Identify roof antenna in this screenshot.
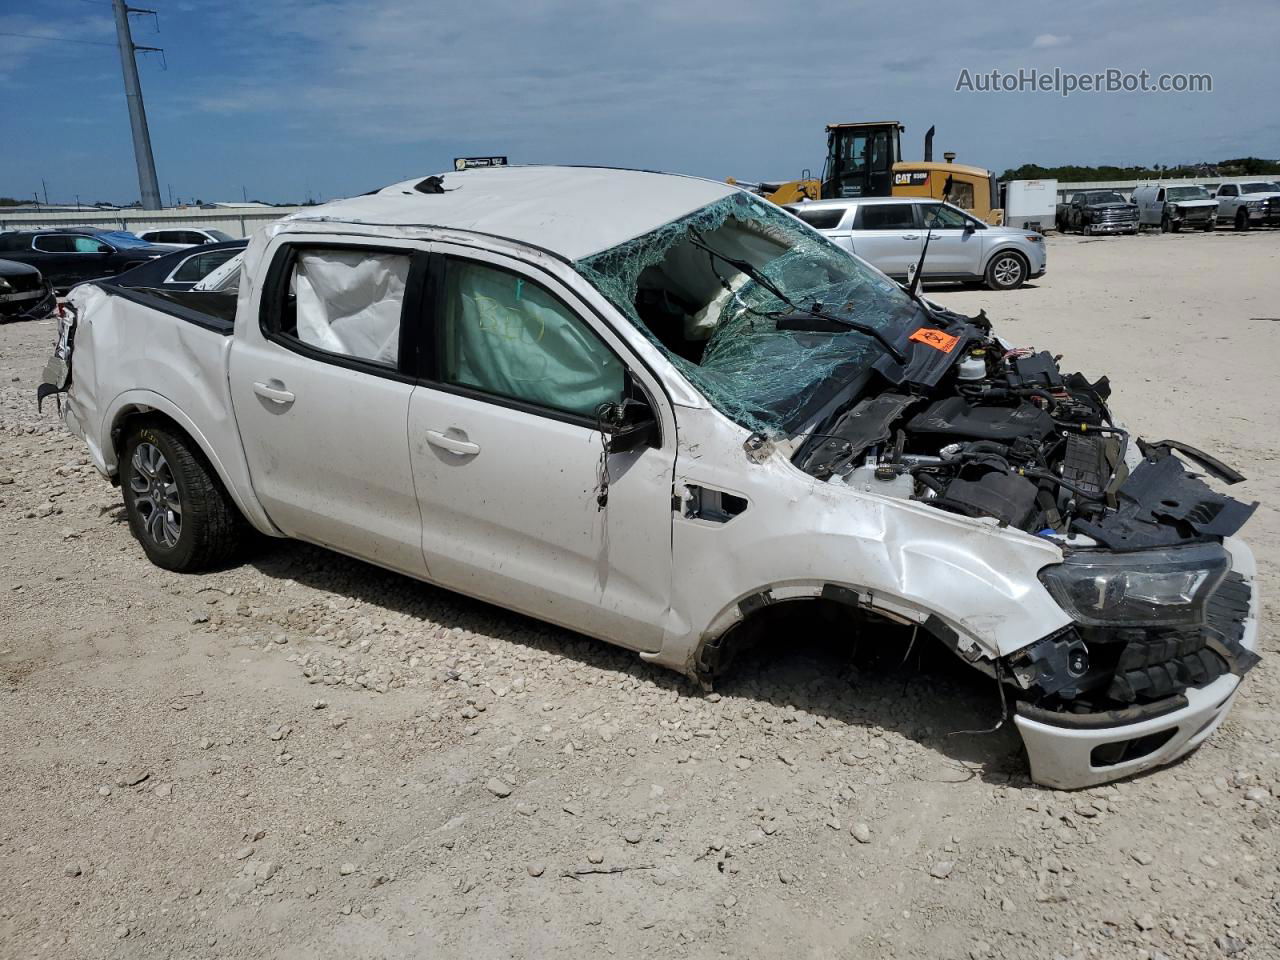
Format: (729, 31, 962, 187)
(413, 176, 450, 195)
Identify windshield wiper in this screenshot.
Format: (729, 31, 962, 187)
(687, 228, 906, 364)
(770, 308, 906, 363)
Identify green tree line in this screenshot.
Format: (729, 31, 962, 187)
(1000, 157, 1280, 181)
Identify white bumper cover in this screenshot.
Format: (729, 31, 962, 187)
(1015, 537, 1260, 790)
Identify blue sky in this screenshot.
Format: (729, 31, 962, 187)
(3, 0, 1278, 205)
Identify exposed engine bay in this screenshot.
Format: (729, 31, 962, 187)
(795, 332, 1251, 543)
(791, 312, 1260, 732)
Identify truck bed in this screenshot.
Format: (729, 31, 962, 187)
(49, 281, 245, 494)
(92, 283, 239, 334)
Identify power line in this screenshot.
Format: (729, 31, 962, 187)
(0, 30, 117, 47)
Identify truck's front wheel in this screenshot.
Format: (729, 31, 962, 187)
(121, 423, 249, 572)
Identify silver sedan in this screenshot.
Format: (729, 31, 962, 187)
(785, 197, 1046, 290)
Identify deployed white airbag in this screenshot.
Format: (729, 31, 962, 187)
(295, 251, 408, 364)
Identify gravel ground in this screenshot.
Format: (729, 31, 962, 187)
(1, 228, 1278, 959)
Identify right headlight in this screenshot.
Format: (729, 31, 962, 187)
(1039, 543, 1229, 627)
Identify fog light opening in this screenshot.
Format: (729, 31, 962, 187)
(1089, 727, 1178, 768)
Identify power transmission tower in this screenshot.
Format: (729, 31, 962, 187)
(111, 0, 163, 209)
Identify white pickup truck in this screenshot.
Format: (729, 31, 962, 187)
(40, 166, 1261, 789)
(1211, 181, 1280, 230)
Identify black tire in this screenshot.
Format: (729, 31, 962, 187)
(985, 250, 1028, 290)
(1082, 222, 1093, 236)
(1235, 208, 1249, 231)
(1201, 221, 1215, 232)
(121, 421, 250, 571)
(1160, 214, 1171, 233)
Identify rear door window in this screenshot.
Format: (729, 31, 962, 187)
(32, 235, 77, 253)
(856, 204, 917, 230)
(267, 248, 412, 368)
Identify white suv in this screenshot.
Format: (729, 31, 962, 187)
(135, 227, 236, 247)
(786, 197, 1045, 290)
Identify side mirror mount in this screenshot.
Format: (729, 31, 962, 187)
(599, 381, 658, 454)
(963, 221, 976, 236)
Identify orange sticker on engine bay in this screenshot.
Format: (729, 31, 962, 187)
(908, 327, 960, 352)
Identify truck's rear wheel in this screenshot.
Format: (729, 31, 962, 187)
(121, 423, 249, 571)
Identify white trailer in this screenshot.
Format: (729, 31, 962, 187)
(1001, 179, 1059, 232)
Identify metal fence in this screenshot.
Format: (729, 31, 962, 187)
(0, 207, 305, 239)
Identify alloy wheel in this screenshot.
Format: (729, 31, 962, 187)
(130, 442, 182, 548)
(992, 255, 1023, 287)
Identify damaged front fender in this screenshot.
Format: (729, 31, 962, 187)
(645, 406, 1073, 677)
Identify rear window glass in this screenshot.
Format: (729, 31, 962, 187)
(789, 206, 845, 230)
(172, 248, 240, 282)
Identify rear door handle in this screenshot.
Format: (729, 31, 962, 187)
(425, 429, 480, 456)
(253, 381, 295, 404)
(902, 233, 920, 239)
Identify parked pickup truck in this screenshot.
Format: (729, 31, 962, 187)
(1210, 181, 1280, 230)
(39, 166, 1261, 790)
(1055, 190, 1139, 235)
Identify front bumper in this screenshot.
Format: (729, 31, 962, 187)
(1014, 536, 1259, 789)
(0, 283, 55, 321)
(1086, 219, 1138, 234)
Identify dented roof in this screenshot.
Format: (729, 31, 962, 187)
(282, 165, 737, 262)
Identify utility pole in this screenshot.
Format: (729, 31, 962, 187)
(112, 0, 163, 209)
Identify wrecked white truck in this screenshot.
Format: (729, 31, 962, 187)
(39, 166, 1260, 789)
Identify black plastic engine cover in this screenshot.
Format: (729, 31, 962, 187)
(1008, 350, 1064, 391)
(906, 396, 1054, 441)
(937, 472, 1039, 527)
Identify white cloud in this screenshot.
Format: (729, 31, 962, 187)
(1031, 33, 1070, 48)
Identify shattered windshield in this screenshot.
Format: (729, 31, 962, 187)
(575, 192, 920, 434)
(1166, 186, 1209, 201)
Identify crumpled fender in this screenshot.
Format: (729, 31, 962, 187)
(644, 406, 1072, 676)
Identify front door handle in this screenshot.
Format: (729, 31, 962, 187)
(902, 233, 920, 239)
(253, 381, 295, 404)
(425, 429, 480, 456)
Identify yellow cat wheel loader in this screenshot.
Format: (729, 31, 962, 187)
(729, 121, 1003, 224)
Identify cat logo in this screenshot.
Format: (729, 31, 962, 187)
(894, 171, 931, 187)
